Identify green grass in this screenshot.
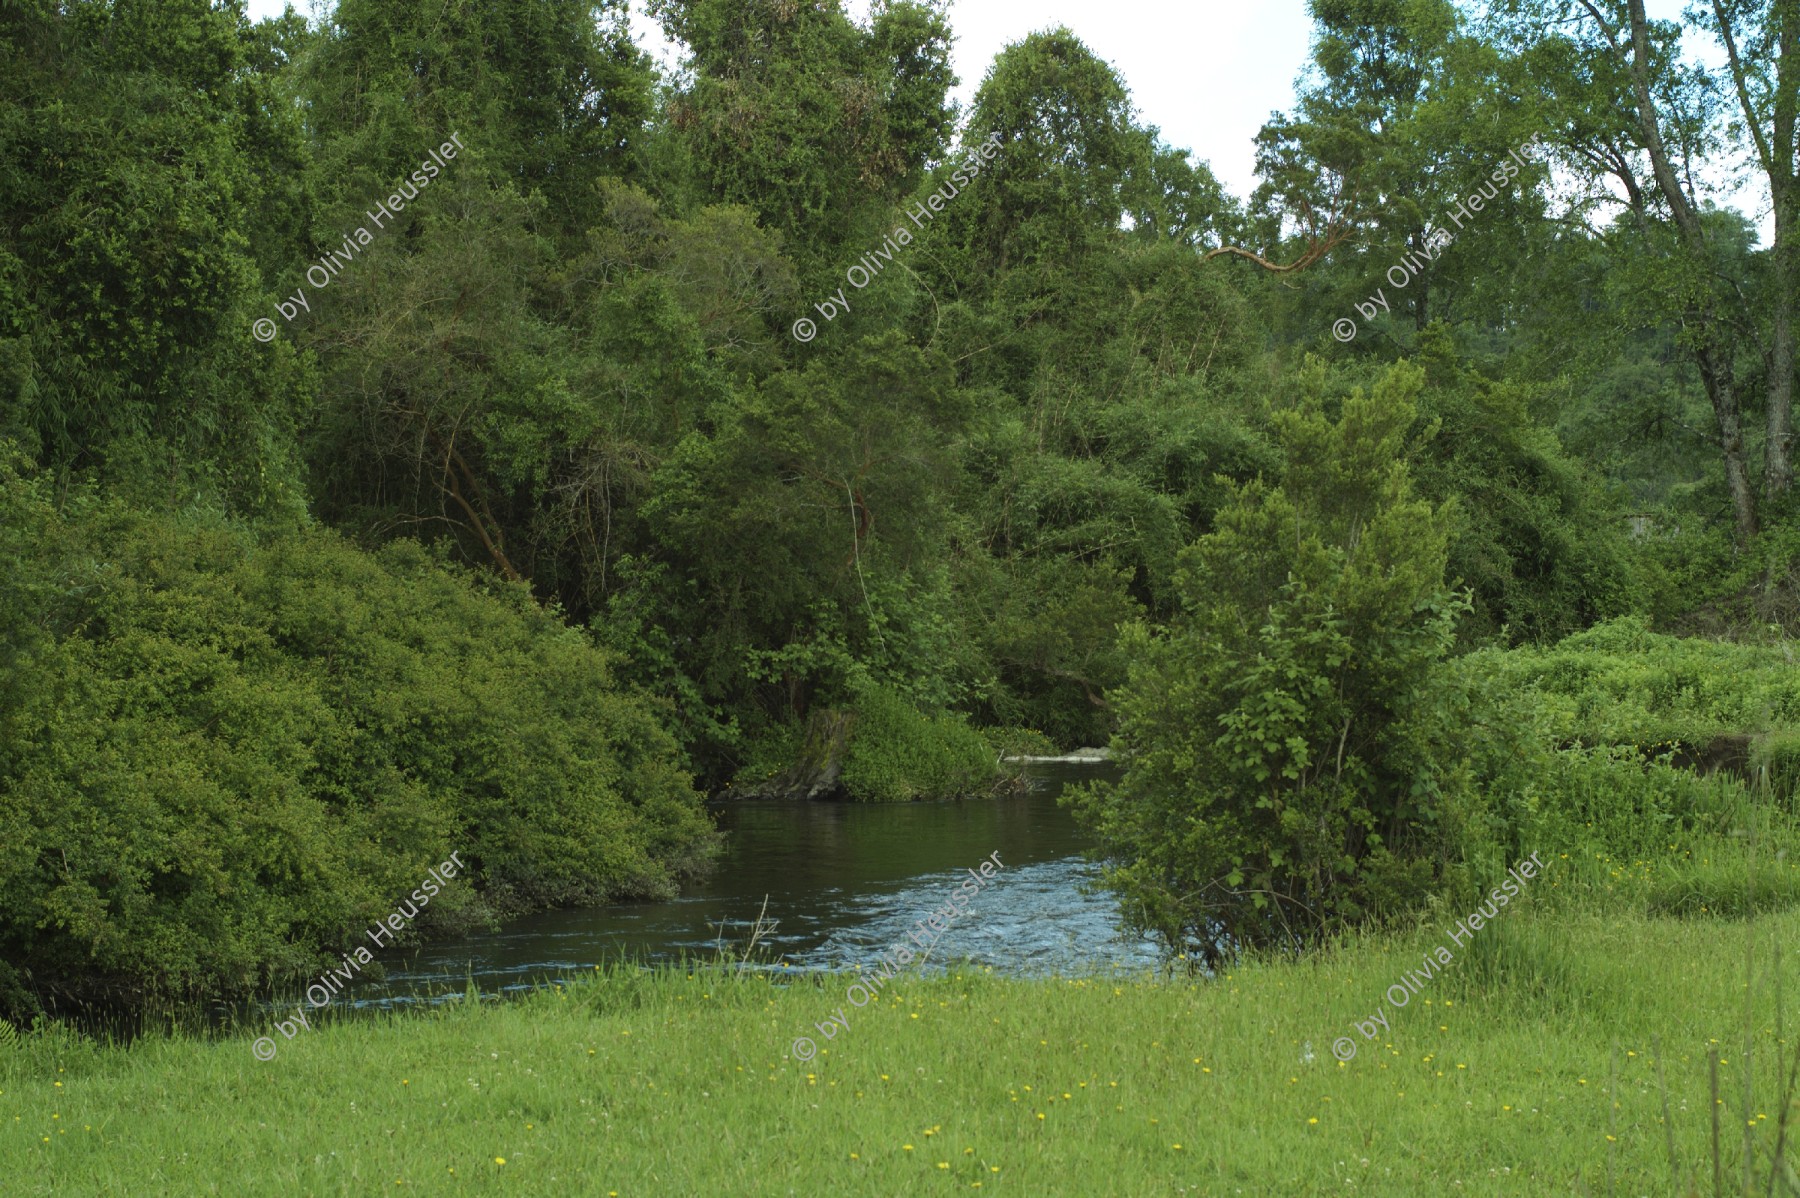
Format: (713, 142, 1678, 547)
(6, 896, 1800, 1196)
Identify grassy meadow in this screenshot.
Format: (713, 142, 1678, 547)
(4, 872, 1798, 1196)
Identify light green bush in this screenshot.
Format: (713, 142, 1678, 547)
(0, 457, 719, 1018)
(1071, 362, 1474, 957)
(1467, 616, 1800, 756)
(839, 681, 994, 802)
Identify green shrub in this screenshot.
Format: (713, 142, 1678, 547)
(0, 459, 719, 1017)
(727, 720, 805, 792)
(1530, 747, 1748, 856)
(1448, 622, 1800, 917)
(1071, 362, 1473, 958)
(839, 682, 994, 802)
(1468, 616, 1800, 753)
(976, 725, 1060, 759)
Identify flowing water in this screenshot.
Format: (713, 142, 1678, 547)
(348, 762, 1163, 1007)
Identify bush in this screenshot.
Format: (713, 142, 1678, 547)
(977, 726, 1060, 759)
(1461, 618, 1800, 815)
(1439, 632, 1800, 921)
(1469, 616, 1800, 750)
(0, 458, 719, 1017)
(839, 681, 995, 802)
(1069, 361, 1472, 960)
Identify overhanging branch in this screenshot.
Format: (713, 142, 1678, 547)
(1200, 187, 1356, 275)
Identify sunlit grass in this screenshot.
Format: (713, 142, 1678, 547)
(4, 900, 1798, 1196)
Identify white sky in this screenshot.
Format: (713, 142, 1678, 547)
(639, 0, 1319, 204)
(246, 0, 1768, 241)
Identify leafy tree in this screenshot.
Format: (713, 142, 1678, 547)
(1069, 360, 1469, 959)
(648, 0, 955, 278)
(0, 0, 313, 514)
(1255, 0, 1555, 348)
(1329, 324, 1647, 643)
(299, 0, 657, 232)
(1483, 0, 1797, 543)
(930, 27, 1152, 296)
(615, 331, 974, 779)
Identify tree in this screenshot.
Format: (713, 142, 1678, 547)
(1068, 360, 1468, 960)
(299, 0, 657, 233)
(1710, 0, 1800, 501)
(0, 0, 313, 514)
(613, 331, 973, 778)
(941, 27, 1147, 281)
(648, 0, 955, 278)
(1485, 0, 1794, 543)
(1255, 0, 1549, 342)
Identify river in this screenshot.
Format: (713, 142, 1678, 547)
(348, 762, 1163, 1007)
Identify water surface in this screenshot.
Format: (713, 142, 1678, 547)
(353, 763, 1162, 1006)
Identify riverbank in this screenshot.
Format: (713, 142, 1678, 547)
(6, 901, 1794, 1195)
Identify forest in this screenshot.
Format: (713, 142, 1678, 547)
(6, 0, 1800, 1191)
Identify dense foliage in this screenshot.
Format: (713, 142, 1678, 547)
(4, 0, 1799, 1008)
(0, 452, 716, 1015)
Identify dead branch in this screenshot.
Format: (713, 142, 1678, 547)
(1201, 187, 1356, 274)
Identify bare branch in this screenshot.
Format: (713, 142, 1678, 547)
(1202, 187, 1357, 274)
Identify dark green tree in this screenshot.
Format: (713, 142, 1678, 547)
(1069, 360, 1470, 959)
(299, 0, 657, 232)
(648, 0, 955, 277)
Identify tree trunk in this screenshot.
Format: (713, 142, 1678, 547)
(1765, 117, 1798, 497)
(1696, 340, 1761, 543)
(1709, 0, 1796, 499)
(1770, 201, 1796, 498)
(1727, 0, 1799, 499)
(1627, 0, 1760, 543)
(719, 708, 855, 801)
